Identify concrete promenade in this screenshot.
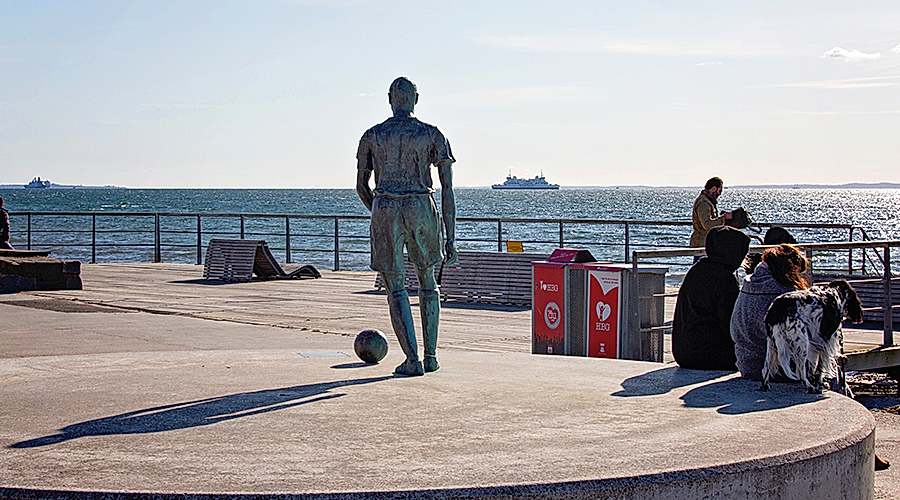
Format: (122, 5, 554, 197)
(0, 264, 894, 498)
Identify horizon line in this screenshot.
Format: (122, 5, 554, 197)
(3, 182, 900, 190)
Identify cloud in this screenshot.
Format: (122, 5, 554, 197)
(694, 61, 723, 66)
(765, 75, 900, 89)
(475, 34, 783, 57)
(892, 43, 900, 54)
(822, 46, 881, 61)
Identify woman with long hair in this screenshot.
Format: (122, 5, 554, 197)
(743, 226, 797, 274)
(730, 244, 809, 380)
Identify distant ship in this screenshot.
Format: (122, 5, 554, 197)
(491, 171, 560, 190)
(24, 177, 52, 189)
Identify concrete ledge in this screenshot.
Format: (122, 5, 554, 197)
(0, 350, 875, 499)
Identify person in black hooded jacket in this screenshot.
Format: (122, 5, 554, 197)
(672, 226, 750, 370)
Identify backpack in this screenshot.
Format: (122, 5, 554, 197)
(726, 207, 760, 233)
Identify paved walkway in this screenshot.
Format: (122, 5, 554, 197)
(0, 263, 895, 498)
(15, 263, 534, 354)
(6, 263, 887, 358)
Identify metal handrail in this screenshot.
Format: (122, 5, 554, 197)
(631, 240, 899, 348)
(634, 240, 900, 258)
(7, 210, 861, 271)
(857, 227, 889, 275)
(9, 211, 858, 228)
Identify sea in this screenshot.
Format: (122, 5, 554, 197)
(2, 187, 898, 276)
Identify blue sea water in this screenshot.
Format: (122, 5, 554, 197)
(2, 187, 898, 274)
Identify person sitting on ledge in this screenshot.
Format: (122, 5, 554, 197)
(0, 196, 12, 250)
(730, 241, 892, 472)
(743, 226, 797, 274)
(672, 226, 750, 371)
(730, 242, 808, 380)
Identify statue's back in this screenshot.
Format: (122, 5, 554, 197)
(358, 116, 453, 197)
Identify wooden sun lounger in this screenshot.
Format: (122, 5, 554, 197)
(203, 239, 321, 282)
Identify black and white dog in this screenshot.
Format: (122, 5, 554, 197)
(761, 280, 864, 395)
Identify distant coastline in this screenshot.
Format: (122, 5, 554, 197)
(731, 182, 900, 189)
(2, 182, 899, 190)
(0, 183, 125, 189)
(508, 182, 900, 190)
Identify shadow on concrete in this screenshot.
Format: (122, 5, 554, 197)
(9, 376, 392, 449)
(680, 379, 823, 415)
(351, 290, 529, 312)
(167, 278, 309, 285)
(331, 362, 372, 369)
(167, 278, 234, 285)
(439, 301, 530, 312)
(611, 366, 727, 397)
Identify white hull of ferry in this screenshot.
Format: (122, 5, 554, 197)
(491, 184, 560, 190)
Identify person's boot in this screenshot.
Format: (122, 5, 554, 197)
(419, 289, 440, 373)
(875, 453, 891, 471)
(387, 290, 424, 376)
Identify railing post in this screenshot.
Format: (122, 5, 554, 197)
(558, 221, 564, 248)
(26, 214, 32, 250)
(154, 213, 161, 263)
(630, 252, 641, 359)
(848, 227, 854, 274)
(285, 216, 292, 264)
(239, 215, 245, 239)
(624, 223, 631, 263)
(884, 245, 894, 346)
(497, 220, 502, 252)
(91, 214, 97, 264)
(862, 229, 867, 275)
(196, 215, 202, 265)
(333, 218, 340, 271)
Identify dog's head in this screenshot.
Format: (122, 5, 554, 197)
(829, 279, 864, 324)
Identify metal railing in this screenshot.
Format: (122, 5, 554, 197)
(631, 240, 900, 350)
(7, 211, 866, 274)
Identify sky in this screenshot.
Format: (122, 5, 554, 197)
(1, 0, 899, 188)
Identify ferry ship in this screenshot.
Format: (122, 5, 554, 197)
(491, 171, 560, 190)
(24, 177, 51, 189)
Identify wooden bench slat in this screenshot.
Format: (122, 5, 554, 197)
(372, 251, 546, 306)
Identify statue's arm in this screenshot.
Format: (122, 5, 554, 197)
(356, 169, 374, 212)
(437, 161, 458, 265)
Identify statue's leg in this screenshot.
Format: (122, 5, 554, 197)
(382, 272, 424, 377)
(415, 265, 440, 373)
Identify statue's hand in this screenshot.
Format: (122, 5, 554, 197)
(444, 239, 459, 267)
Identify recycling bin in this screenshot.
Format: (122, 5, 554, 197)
(532, 250, 667, 362)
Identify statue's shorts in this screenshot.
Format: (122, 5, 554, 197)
(370, 194, 443, 274)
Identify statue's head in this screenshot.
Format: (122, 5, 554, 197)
(389, 77, 418, 115)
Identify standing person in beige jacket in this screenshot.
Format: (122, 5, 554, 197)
(690, 177, 733, 254)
